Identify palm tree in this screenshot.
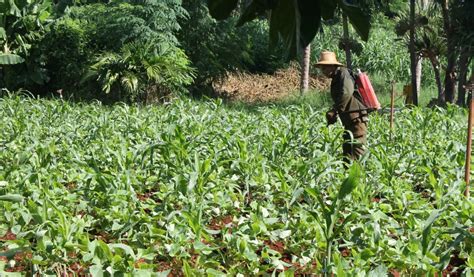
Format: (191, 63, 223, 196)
(396, 2, 446, 104)
(293, 0, 310, 94)
(415, 29, 446, 103)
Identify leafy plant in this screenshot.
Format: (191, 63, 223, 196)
(0, 0, 52, 88)
(83, 41, 194, 102)
(0, 96, 472, 275)
(40, 18, 89, 93)
(306, 164, 361, 275)
(178, 1, 288, 90)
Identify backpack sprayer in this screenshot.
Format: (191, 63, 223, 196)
(352, 69, 381, 112)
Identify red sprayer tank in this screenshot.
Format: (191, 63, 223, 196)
(355, 70, 381, 111)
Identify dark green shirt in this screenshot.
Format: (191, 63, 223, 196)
(330, 67, 368, 126)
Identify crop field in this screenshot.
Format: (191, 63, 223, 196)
(0, 96, 473, 276)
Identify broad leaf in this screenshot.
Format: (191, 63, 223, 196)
(298, 0, 321, 47)
(0, 53, 25, 65)
(208, 0, 239, 20)
(0, 194, 24, 202)
(237, 0, 269, 27)
(338, 0, 371, 41)
(319, 0, 337, 20)
(207, 0, 370, 57)
(109, 243, 136, 258)
(269, 0, 297, 56)
(337, 163, 360, 200)
(269, 0, 322, 56)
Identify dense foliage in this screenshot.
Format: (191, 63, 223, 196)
(1, 0, 471, 103)
(1, 0, 195, 102)
(178, 0, 287, 91)
(0, 96, 472, 275)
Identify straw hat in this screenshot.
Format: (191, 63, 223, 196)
(315, 51, 343, 66)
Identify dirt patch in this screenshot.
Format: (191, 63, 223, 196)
(213, 63, 329, 103)
(155, 258, 184, 277)
(441, 253, 466, 277)
(208, 215, 234, 231)
(0, 231, 16, 241)
(2, 251, 33, 273)
(389, 269, 401, 277)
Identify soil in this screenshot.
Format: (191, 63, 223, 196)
(339, 247, 351, 257)
(64, 182, 77, 190)
(264, 240, 286, 254)
(259, 240, 318, 275)
(212, 63, 330, 103)
(69, 262, 87, 276)
(155, 258, 184, 277)
(0, 230, 16, 241)
(389, 269, 401, 277)
(371, 197, 381, 203)
(440, 253, 466, 277)
(208, 215, 233, 231)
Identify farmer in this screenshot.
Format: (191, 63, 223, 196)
(315, 51, 369, 163)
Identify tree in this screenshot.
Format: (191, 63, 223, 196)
(438, 0, 456, 103)
(452, 0, 473, 106)
(207, 0, 371, 95)
(342, 15, 353, 70)
(415, 29, 446, 104)
(83, 41, 194, 103)
(207, 0, 371, 58)
(395, 1, 446, 104)
(409, 0, 419, 106)
(425, 0, 473, 105)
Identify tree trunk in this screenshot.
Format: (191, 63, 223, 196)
(441, 0, 457, 103)
(410, 0, 419, 106)
(342, 15, 352, 70)
(293, 0, 306, 95)
(416, 55, 422, 95)
(457, 47, 471, 107)
(300, 44, 310, 93)
(294, 0, 310, 94)
(428, 55, 444, 104)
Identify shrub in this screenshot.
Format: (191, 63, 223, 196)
(83, 40, 194, 103)
(41, 18, 89, 93)
(36, 0, 194, 102)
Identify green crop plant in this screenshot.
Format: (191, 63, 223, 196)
(0, 95, 472, 275)
(306, 164, 361, 275)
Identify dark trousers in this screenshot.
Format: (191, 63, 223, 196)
(342, 120, 367, 162)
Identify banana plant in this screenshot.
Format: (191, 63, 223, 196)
(0, 0, 51, 89)
(207, 0, 371, 58)
(0, 0, 51, 64)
